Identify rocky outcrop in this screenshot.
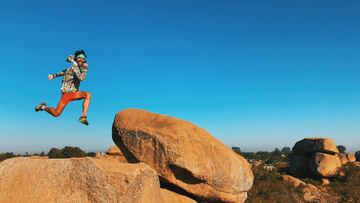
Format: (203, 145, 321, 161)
(281, 175, 340, 203)
(112, 108, 253, 203)
(309, 153, 342, 177)
(282, 175, 306, 187)
(347, 153, 356, 163)
(339, 153, 349, 165)
(0, 157, 163, 203)
(107, 145, 123, 156)
(290, 138, 343, 178)
(339, 153, 356, 165)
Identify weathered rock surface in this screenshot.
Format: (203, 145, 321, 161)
(347, 153, 356, 163)
(282, 175, 306, 187)
(309, 153, 342, 178)
(112, 108, 253, 203)
(339, 153, 349, 165)
(160, 189, 196, 203)
(281, 175, 340, 203)
(292, 138, 339, 155)
(107, 145, 124, 156)
(290, 138, 343, 178)
(0, 157, 163, 203)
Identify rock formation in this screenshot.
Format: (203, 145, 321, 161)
(339, 153, 356, 165)
(112, 108, 254, 203)
(290, 138, 343, 178)
(0, 157, 164, 203)
(107, 145, 123, 156)
(347, 153, 356, 163)
(339, 153, 349, 165)
(281, 175, 340, 203)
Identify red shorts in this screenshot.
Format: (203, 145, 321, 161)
(60, 92, 78, 105)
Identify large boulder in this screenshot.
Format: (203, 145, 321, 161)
(290, 138, 343, 178)
(0, 157, 163, 203)
(309, 153, 342, 178)
(112, 108, 253, 203)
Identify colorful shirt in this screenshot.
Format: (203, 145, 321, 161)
(52, 56, 88, 93)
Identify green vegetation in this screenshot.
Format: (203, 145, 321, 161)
(246, 165, 303, 203)
(0, 146, 96, 162)
(337, 145, 346, 153)
(48, 146, 88, 158)
(0, 152, 17, 162)
(232, 146, 291, 164)
(329, 164, 360, 202)
(356, 151, 360, 160)
(232, 146, 360, 202)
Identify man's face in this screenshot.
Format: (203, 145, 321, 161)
(76, 57, 85, 66)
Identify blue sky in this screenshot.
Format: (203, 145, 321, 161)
(0, 0, 359, 153)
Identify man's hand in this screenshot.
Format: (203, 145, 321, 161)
(82, 63, 88, 69)
(66, 55, 75, 63)
(48, 74, 54, 80)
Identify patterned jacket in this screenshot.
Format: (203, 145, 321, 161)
(52, 56, 88, 93)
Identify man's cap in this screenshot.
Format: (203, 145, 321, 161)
(76, 54, 86, 59)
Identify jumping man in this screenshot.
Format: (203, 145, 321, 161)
(35, 50, 91, 125)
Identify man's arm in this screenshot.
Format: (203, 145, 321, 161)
(49, 69, 67, 80)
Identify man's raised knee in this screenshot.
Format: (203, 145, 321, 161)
(86, 92, 91, 99)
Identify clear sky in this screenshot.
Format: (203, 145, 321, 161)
(0, 0, 359, 153)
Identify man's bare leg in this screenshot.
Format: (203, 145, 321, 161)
(81, 92, 91, 117)
(44, 100, 67, 117)
(71, 91, 91, 118)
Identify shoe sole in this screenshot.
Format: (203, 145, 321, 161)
(78, 120, 89, 126)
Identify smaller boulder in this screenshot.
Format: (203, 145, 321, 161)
(309, 153, 342, 178)
(347, 153, 356, 163)
(321, 178, 330, 186)
(281, 175, 306, 188)
(107, 145, 123, 156)
(339, 153, 349, 165)
(95, 152, 108, 158)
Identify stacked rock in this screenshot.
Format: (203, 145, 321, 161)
(289, 138, 342, 178)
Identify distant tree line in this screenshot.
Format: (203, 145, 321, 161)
(232, 144, 350, 164)
(48, 146, 96, 158)
(0, 146, 96, 162)
(232, 146, 292, 164)
(0, 152, 17, 162)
